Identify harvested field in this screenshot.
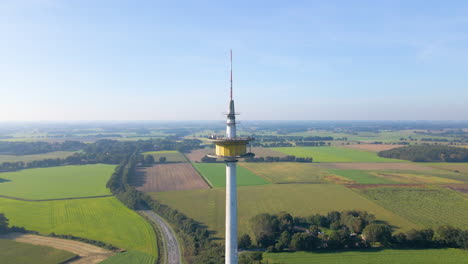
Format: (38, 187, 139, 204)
(131, 163, 209, 192)
(0, 233, 114, 264)
(426, 163, 468, 179)
(328, 170, 399, 184)
(142, 151, 187, 162)
(373, 172, 463, 184)
(316, 162, 431, 171)
(341, 144, 403, 152)
(185, 148, 212, 162)
(239, 162, 329, 183)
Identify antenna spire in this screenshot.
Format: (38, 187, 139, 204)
(230, 49, 233, 101)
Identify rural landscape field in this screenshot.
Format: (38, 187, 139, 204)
(3, 1, 468, 263)
(1, 121, 468, 264)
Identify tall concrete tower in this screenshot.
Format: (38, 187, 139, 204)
(209, 50, 254, 264)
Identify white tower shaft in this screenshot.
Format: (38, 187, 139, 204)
(225, 161, 237, 264)
(225, 49, 238, 264)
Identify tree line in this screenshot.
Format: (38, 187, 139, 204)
(105, 145, 224, 263)
(239, 211, 468, 255)
(200, 155, 313, 163)
(0, 141, 86, 155)
(378, 145, 468, 162)
(0, 138, 202, 172)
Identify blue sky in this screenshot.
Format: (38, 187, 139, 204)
(1, 0, 467, 121)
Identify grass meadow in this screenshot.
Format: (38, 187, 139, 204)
(239, 162, 329, 183)
(99, 250, 157, 264)
(142, 151, 187, 162)
(0, 197, 158, 257)
(272, 147, 405, 162)
(0, 151, 77, 163)
(264, 248, 468, 264)
(0, 239, 76, 264)
(0, 164, 115, 200)
(192, 163, 270, 187)
(152, 184, 417, 239)
(357, 187, 468, 229)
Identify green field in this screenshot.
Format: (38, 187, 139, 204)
(424, 163, 468, 182)
(264, 248, 468, 264)
(100, 250, 156, 264)
(287, 130, 456, 143)
(273, 147, 406, 163)
(0, 239, 76, 264)
(0, 197, 158, 257)
(0, 164, 115, 200)
(142, 151, 187, 162)
(240, 162, 329, 183)
(328, 169, 400, 184)
(192, 163, 270, 187)
(357, 187, 468, 229)
(153, 184, 417, 239)
(0, 151, 77, 163)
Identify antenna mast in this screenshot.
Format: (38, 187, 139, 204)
(230, 49, 233, 101)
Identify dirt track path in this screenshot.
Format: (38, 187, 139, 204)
(0, 233, 115, 264)
(139, 210, 181, 264)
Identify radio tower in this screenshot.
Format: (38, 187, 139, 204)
(209, 50, 254, 264)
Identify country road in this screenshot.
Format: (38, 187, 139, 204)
(139, 210, 181, 264)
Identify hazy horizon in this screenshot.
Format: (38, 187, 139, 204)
(2, 0, 468, 121)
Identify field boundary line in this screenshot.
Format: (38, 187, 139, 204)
(187, 160, 214, 188)
(0, 194, 114, 202)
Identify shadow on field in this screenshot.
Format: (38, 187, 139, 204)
(0, 178, 10, 183)
(129, 169, 147, 187)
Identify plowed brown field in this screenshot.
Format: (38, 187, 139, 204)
(131, 164, 209, 192)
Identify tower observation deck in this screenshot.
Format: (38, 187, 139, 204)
(207, 50, 254, 264)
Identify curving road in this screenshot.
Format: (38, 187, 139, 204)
(139, 210, 181, 264)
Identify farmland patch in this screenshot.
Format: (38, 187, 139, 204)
(192, 163, 270, 187)
(0, 164, 115, 200)
(0, 197, 158, 257)
(0, 239, 76, 264)
(316, 162, 431, 171)
(341, 144, 403, 152)
(273, 147, 406, 163)
(328, 169, 399, 184)
(0, 151, 77, 163)
(239, 162, 329, 183)
(264, 248, 468, 264)
(153, 184, 417, 239)
(142, 151, 187, 163)
(130, 163, 209, 192)
(357, 187, 468, 229)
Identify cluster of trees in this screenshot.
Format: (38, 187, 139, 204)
(0, 141, 86, 155)
(245, 155, 312, 163)
(0, 138, 200, 172)
(378, 145, 468, 162)
(106, 148, 224, 263)
(241, 211, 468, 253)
